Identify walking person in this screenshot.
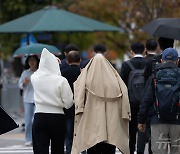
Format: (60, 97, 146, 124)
(60, 44, 79, 71)
(72, 44, 131, 154)
(138, 48, 180, 154)
(61, 50, 81, 154)
(144, 39, 158, 62)
(60, 43, 89, 70)
(120, 42, 147, 154)
(144, 37, 174, 83)
(31, 48, 74, 154)
(18, 55, 39, 146)
(137, 39, 158, 154)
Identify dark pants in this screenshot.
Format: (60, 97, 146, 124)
(65, 116, 74, 154)
(137, 118, 152, 154)
(137, 131, 146, 153)
(32, 113, 65, 154)
(87, 142, 116, 154)
(129, 106, 139, 154)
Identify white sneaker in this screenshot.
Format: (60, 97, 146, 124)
(25, 141, 32, 146)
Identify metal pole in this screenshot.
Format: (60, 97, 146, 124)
(0, 58, 3, 105)
(26, 33, 30, 45)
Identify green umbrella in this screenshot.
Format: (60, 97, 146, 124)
(13, 43, 61, 57)
(0, 6, 123, 33)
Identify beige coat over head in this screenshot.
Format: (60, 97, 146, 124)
(71, 54, 131, 154)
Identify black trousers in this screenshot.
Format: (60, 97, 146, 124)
(129, 106, 139, 154)
(137, 118, 153, 154)
(87, 142, 116, 154)
(32, 113, 65, 154)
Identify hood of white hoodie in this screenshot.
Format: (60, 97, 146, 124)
(31, 48, 74, 114)
(35, 48, 61, 76)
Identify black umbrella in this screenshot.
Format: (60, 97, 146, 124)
(0, 106, 19, 135)
(141, 18, 180, 40)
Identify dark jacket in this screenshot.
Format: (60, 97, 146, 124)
(120, 57, 147, 107)
(138, 62, 180, 125)
(144, 54, 161, 84)
(120, 57, 147, 86)
(144, 54, 157, 63)
(60, 58, 90, 70)
(144, 55, 180, 84)
(61, 64, 81, 117)
(60, 59, 69, 71)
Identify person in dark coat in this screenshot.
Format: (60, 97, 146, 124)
(144, 39, 158, 62)
(137, 38, 158, 154)
(120, 42, 147, 154)
(61, 51, 81, 154)
(144, 37, 174, 84)
(60, 43, 89, 70)
(60, 44, 79, 71)
(138, 48, 180, 154)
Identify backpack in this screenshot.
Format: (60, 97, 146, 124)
(154, 65, 180, 121)
(127, 61, 145, 105)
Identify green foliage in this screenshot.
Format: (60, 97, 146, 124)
(0, 0, 180, 59)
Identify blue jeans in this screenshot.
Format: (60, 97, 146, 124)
(24, 102, 35, 142)
(65, 117, 74, 154)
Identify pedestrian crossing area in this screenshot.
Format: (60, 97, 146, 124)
(0, 145, 122, 154)
(0, 145, 33, 153)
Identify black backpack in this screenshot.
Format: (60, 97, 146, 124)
(154, 65, 180, 121)
(127, 61, 145, 105)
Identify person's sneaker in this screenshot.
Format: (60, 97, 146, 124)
(25, 141, 32, 146)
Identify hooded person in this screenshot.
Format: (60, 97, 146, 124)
(31, 48, 74, 154)
(71, 53, 131, 154)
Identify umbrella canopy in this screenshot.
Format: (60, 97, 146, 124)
(13, 43, 61, 57)
(0, 6, 122, 33)
(141, 18, 180, 40)
(0, 106, 19, 135)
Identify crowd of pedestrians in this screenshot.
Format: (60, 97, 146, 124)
(16, 37, 180, 154)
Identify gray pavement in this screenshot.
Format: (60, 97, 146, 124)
(0, 116, 33, 154)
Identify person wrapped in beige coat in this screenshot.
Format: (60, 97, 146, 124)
(71, 44, 131, 154)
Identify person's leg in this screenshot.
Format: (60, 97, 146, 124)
(101, 143, 116, 154)
(137, 130, 146, 154)
(65, 116, 74, 154)
(24, 102, 35, 144)
(169, 124, 180, 154)
(87, 143, 101, 154)
(148, 139, 153, 154)
(50, 114, 65, 154)
(137, 118, 152, 153)
(129, 106, 139, 154)
(146, 119, 153, 154)
(87, 142, 115, 154)
(32, 113, 50, 154)
(151, 124, 169, 154)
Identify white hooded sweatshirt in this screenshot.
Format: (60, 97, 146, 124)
(31, 48, 74, 114)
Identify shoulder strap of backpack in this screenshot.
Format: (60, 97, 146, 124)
(126, 60, 135, 71)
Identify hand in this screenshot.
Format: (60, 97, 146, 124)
(56, 57, 61, 64)
(23, 78, 30, 87)
(138, 123, 146, 132)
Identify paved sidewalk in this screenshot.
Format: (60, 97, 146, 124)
(0, 115, 149, 154)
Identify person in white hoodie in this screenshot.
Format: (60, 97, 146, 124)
(31, 48, 74, 154)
